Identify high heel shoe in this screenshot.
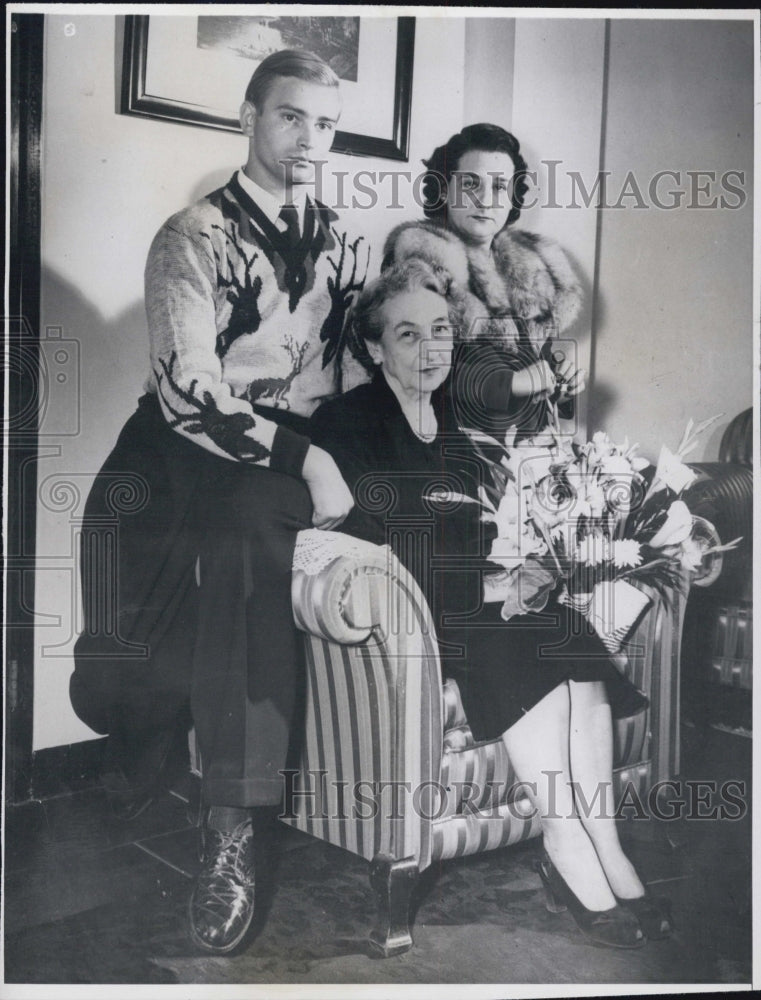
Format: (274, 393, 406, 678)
(534, 852, 645, 949)
(615, 891, 673, 940)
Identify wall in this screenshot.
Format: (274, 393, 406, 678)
(33, 12, 490, 749)
(511, 18, 608, 440)
(463, 18, 515, 131)
(590, 19, 754, 462)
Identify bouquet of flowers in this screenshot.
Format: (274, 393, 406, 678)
(458, 415, 739, 654)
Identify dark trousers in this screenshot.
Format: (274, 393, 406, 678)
(71, 395, 312, 807)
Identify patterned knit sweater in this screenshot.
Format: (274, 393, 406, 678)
(144, 173, 370, 477)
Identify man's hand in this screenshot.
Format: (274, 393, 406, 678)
(302, 445, 354, 530)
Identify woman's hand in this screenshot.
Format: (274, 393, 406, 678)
(512, 359, 556, 398)
(554, 356, 587, 400)
(302, 445, 354, 530)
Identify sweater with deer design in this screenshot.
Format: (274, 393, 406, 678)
(144, 173, 370, 477)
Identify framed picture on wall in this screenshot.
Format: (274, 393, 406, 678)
(120, 14, 415, 160)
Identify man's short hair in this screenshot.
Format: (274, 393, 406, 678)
(245, 49, 340, 109)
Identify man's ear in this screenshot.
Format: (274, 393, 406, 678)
(239, 100, 257, 137)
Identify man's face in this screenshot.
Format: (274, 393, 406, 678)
(241, 76, 341, 195)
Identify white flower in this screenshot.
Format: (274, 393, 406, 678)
(564, 481, 606, 521)
(528, 489, 567, 530)
(599, 454, 634, 478)
(489, 536, 527, 569)
(678, 537, 705, 573)
(584, 483, 607, 518)
(515, 447, 555, 487)
(651, 445, 697, 495)
(587, 431, 624, 467)
(613, 539, 642, 568)
(521, 530, 549, 559)
(493, 491, 522, 537)
(575, 534, 611, 565)
(675, 414, 723, 460)
(649, 500, 693, 548)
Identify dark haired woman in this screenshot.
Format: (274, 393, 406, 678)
(383, 123, 586, 441)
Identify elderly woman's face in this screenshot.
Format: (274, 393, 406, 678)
(446, 148, 515, 247)
(368, 287, 454, 399)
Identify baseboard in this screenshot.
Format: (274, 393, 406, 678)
(29, 737, 107, 800)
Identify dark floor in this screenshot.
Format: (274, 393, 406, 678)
(3, 723, 752, 989)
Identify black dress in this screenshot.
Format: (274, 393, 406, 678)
(310, 373, 647, 740)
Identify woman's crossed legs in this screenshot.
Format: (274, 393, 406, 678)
(502, 679, 645, 911)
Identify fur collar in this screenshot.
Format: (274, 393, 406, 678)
(383, 220, 582, 346)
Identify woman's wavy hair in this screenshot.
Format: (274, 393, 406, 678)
(421, 123, 530, 229)
(349, 260, 459, 374)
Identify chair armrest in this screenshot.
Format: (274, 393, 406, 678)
(288, 528, 446, 866)
(626, 562, 693, 784)
(291, 529, 394, 643)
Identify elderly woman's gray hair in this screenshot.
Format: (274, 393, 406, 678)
(349, 260, 464, 372)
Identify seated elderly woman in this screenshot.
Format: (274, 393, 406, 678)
(310, 260, 673, 949)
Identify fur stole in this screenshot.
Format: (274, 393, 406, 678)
(382, 220, 582, 348)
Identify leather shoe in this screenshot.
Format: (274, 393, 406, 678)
(616, 890, 674, 940)
(534, 852, 645, 949)
(188, 818, 256, 953)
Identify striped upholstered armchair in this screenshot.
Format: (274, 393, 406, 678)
(277, 528, 690, 956)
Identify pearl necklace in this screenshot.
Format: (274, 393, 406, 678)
(404, 402, 437, 443)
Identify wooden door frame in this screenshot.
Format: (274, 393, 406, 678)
(7, 13, 44, 804)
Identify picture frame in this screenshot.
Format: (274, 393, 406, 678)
(120, 14, 415, 160)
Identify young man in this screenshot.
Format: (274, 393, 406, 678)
(71, 50, 369, 954)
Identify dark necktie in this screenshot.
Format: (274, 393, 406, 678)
(277, 203, 301, 248)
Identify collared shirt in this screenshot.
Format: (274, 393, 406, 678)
(236, 168, 306, 234)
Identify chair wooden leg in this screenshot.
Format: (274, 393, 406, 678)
(368, 854, 419, 957)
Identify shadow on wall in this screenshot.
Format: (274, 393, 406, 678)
(558, 241, 605, 438)
(585, 381, 620, 438)
(32, 270, 156, 749)
(583, 280, 733, 459)
(39, 268, 148, 469)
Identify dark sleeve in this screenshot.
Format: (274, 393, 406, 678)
(449, 340, 519, 437)
(557, 395, 575, 421)
(309, 401, 387, 547)
(270, 425, 311, 478)
(453, 337, 579, 442)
